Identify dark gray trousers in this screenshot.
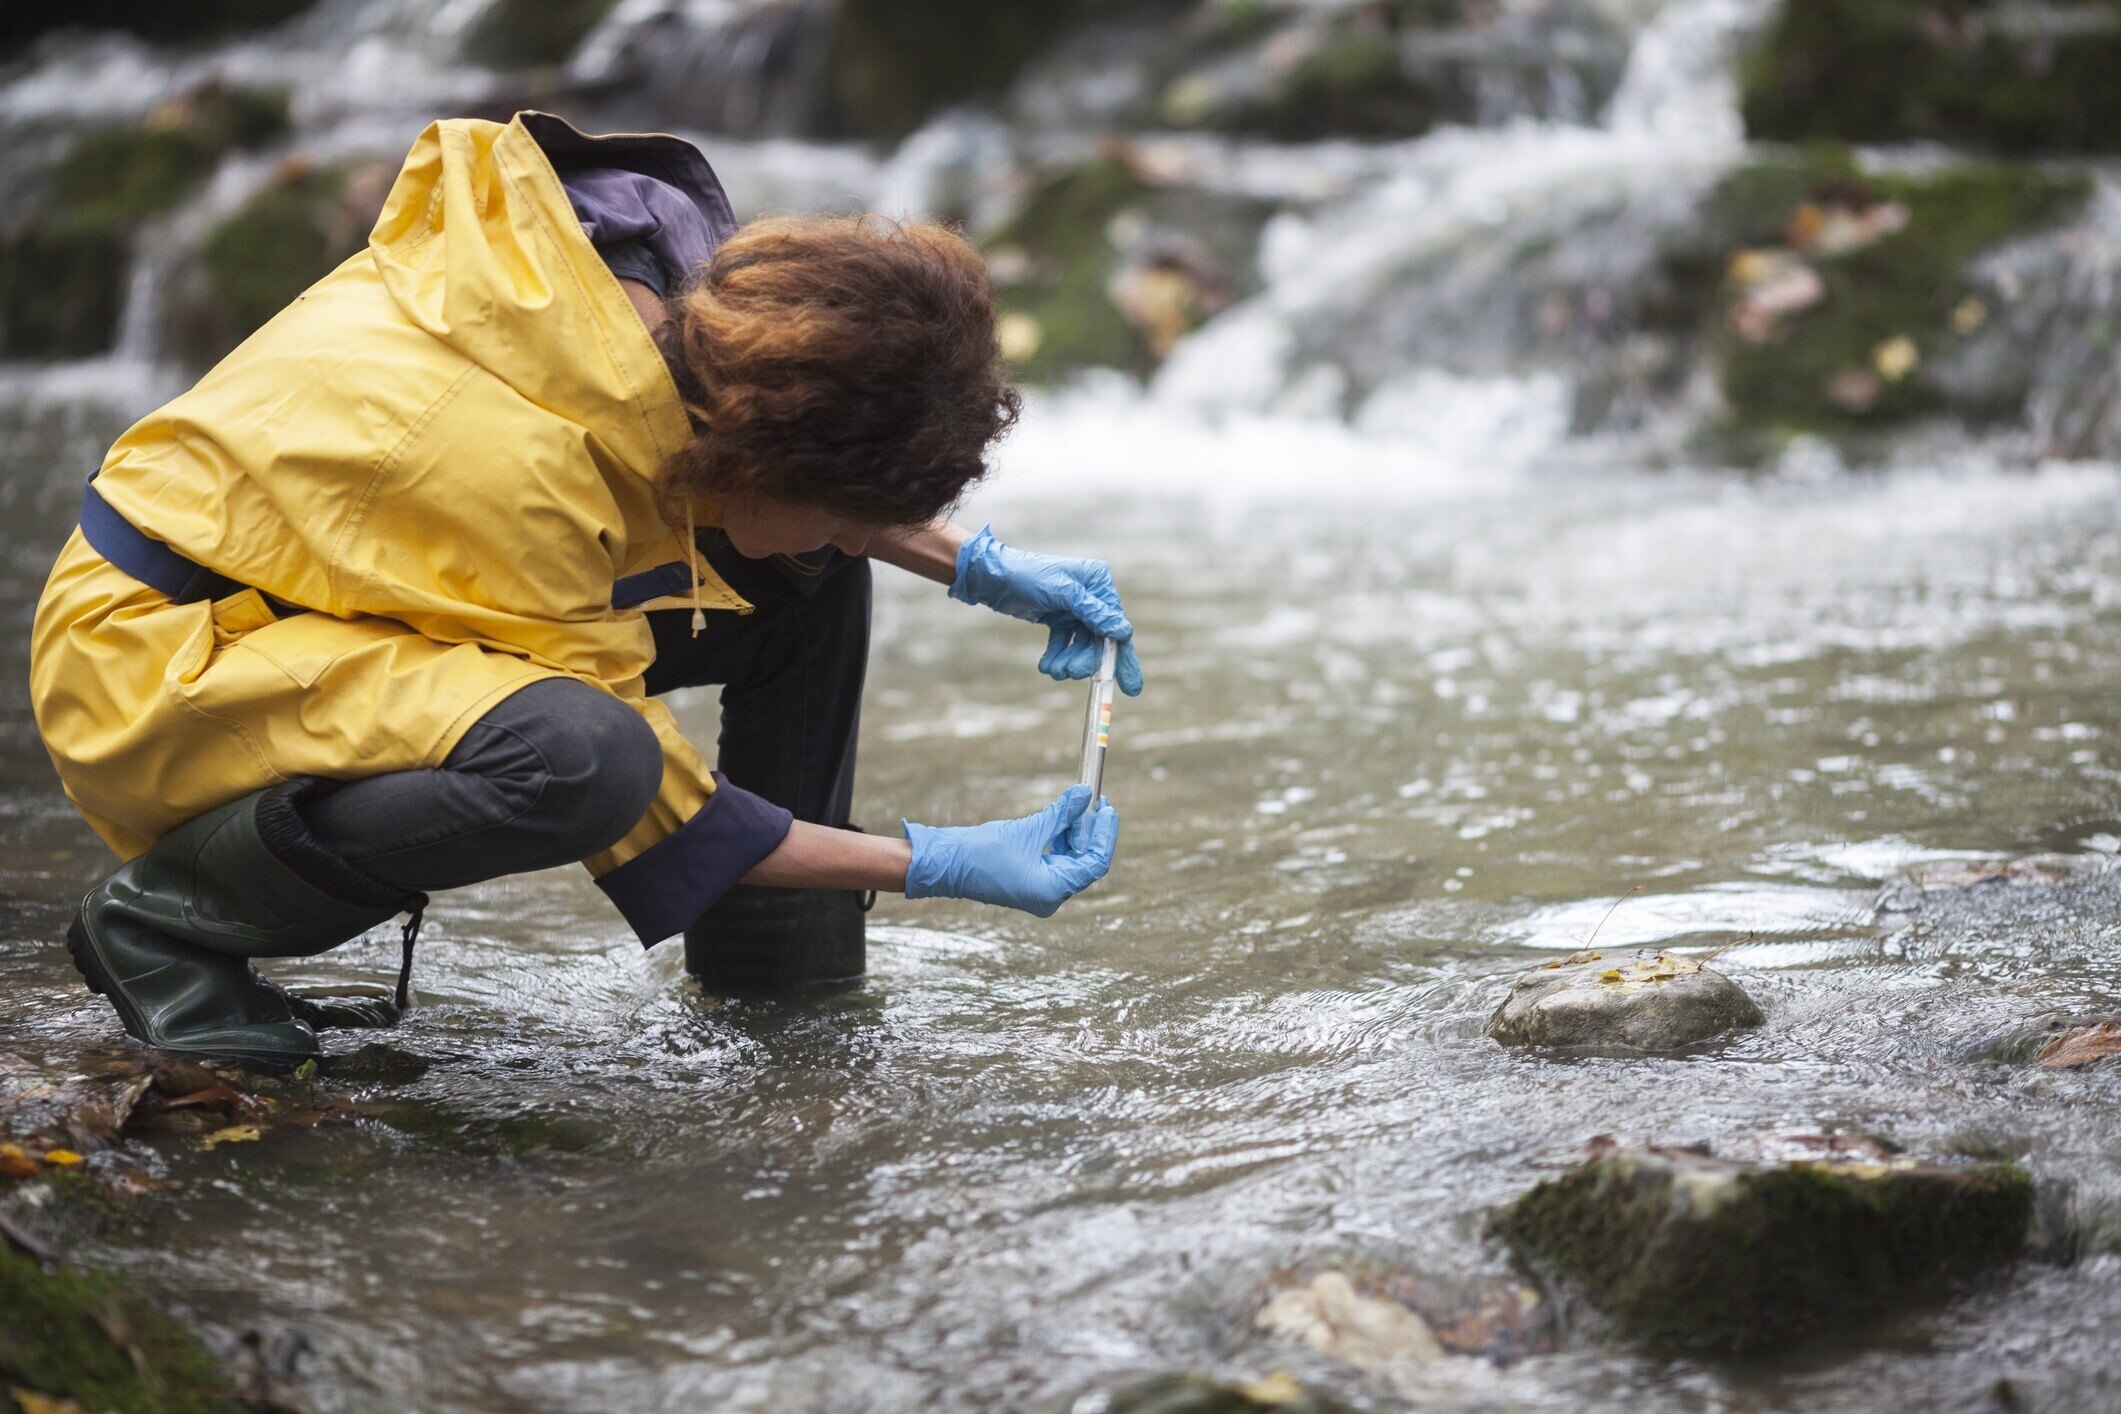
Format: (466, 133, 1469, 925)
(298, 537, 871, 895)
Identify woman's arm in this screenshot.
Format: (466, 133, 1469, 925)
(741, 820, 913, 891)
(867, 518, 969, 585)
(737, 789, 1120, 916)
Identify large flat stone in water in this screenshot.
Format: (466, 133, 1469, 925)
(1487, 949, 1762, 1052)
(1491, 1139, 2032, 1352)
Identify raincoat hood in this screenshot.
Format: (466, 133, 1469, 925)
(367, 111, 733, 484)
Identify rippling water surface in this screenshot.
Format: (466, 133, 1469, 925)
(6, 386, 2121, 1410)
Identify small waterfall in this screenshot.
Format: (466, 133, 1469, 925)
(1140, 0, 1770, 453)
(1604, 0, 1766, 142)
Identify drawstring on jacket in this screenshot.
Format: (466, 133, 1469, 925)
(683, 501, 705, 636)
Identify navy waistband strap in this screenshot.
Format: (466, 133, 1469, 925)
(612, 560, 693, 610)
(79, 475, 289, 612)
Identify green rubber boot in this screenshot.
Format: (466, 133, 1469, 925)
(66, 779, 422, 1072)
(683, 885, 866, 995)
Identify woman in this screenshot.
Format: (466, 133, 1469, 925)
(28, 111, 1143, 1071)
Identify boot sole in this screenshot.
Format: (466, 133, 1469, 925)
(66, 913, 310, 1076)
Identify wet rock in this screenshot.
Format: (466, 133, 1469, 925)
(316, 1043, 431, 1086)
(1148, 0, 1626, 140)
(1490, 1138, 2033, 1352)
(1906, 853, 2111, 890)
(1087, 1372, 1348, 1413)
(7, 0, 318, 54)
(1741, 0, 2121, 154)
(459, 0, 620, 68)
(829, 0, 1113, 141)
(147, 1059, 230, 1100)
(0, 83, 290, 359)
(1487, 949, 1762, 1052)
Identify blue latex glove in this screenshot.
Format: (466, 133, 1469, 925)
(949, 526, 1145, 696)
(904, 785, 1120, 917)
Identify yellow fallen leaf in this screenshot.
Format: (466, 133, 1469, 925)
(41, 1149, 84, 1168)
(996, 311, 1043, 362)
(200, 1125, 263, 1150)
(0, 1143, 39, 1179)
(1599, 969, 1624, 984)
(1239, 1371, 1309, 1405)
(1872, 335, 1919, 382)
(12, 1387, 87, 1414)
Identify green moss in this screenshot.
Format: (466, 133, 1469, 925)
(460, 0, 622, 68)
(1657, 149, 2089, 436)
(1492, 1152, 2033, 1351)
(0, 1243, 234, 1412)
(985, 157, 1154, 381)
(1198, 0, 1280, 50)
(197, 165, 355, 345)
(1742, 0, 2121, 153)
(0, 87, 291, 358)
(984, 152, 1275, 382)
(1159, 10, 1439, 141)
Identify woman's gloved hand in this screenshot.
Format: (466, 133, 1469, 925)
(903, 785, 1120, 917)
(949, 526, 1145, 696)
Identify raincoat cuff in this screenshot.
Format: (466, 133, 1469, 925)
(596, 776, 793, 946)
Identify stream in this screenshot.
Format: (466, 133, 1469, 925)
(7, 1, 2121, 1410)
(7, 376, 2121, 1410)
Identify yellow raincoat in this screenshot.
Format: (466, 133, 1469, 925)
(30, 111, 772, 944)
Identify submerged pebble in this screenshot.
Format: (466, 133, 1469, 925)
(1255, 1270, 1445, 1373)
(1490, 1138, 2032, 1352)
(1486, 949, 1763, 1052)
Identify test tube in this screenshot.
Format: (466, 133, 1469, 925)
(1077, 637, 1118, 799)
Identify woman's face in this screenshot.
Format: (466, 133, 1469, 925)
(718, 493, 877, 559)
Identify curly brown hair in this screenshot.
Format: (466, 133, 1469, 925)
(652, 214, 1022, 528)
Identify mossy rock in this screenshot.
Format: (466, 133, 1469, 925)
(1491, 1145, 2032, 1352)
(162, 157, 382, 371)
(1488, 949, 1763, 1052)
(374, 1101, 605, 1157)
(1656, 147, 2089, 437)
(829, 0, 1120, 140)
(982, 153, 1273, 382)
(0, 86, 291, 359)
(1156, 8, 1440, 140)
(200, 166, 353, 338)
(459, 0, 622, 69)
(6, 0, 318, 55)
(1273, 30, 1438, 140)
(1741, 0, 2121, 154)
(0, 1243, 235, 1412)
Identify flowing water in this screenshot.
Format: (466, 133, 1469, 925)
(8, 2, 2121, 1410)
